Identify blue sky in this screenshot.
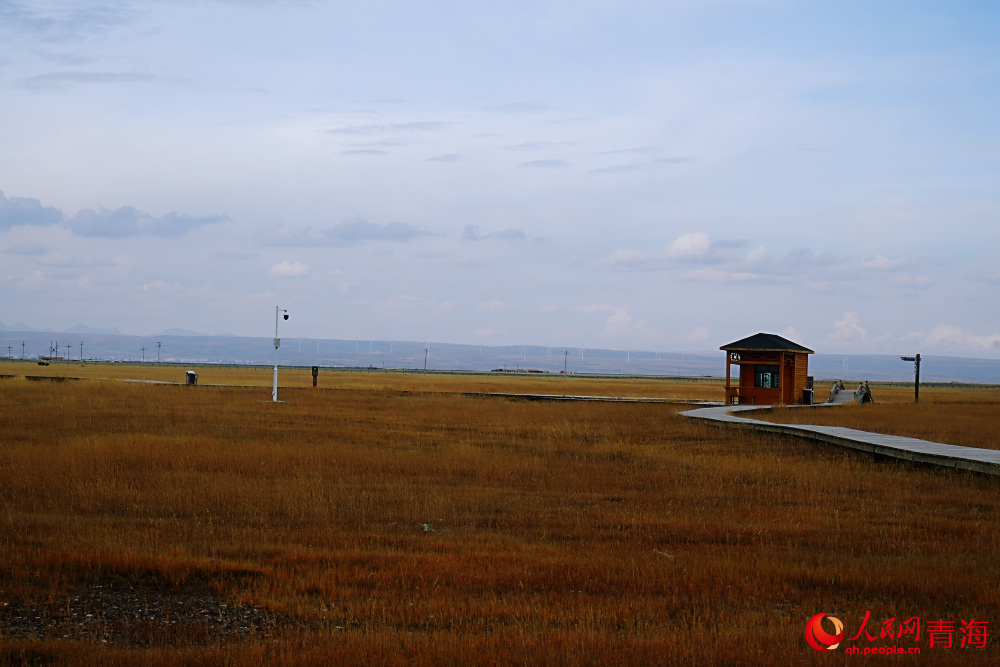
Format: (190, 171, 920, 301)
(1, 0, 999, 356)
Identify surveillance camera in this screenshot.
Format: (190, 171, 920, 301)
(283, 313, 289, 320)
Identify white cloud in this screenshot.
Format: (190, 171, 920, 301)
(598, 249, 658, 270)
(214, 246, 259, 260)
(859, 254, 912, 271)
(781, 326, 804, 342)
(3, 242, 47, 256)
(570, 303, 614, 313)
(375, 295, 457, 312)
(890, 275, 933, 289)
(259, 219, 435, 247)
(462, 225, 528, 242)
(664, 233, 712, 261)
(269, 261, 310, 278)
(598, 234, 839, 281)
(382, 295, 435, 308)
(477, 299, 509, 312)
(829, 312, 868, 342)
(603, 307, 633, 335)
(925, 324, 1000, 351)
(684, 327, 711, 343)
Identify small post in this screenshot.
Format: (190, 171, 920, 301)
(312, 365, 318, 387)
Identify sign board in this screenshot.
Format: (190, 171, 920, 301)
(274, 338, 280, 349)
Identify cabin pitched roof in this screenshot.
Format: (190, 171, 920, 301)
(720, 333, 814, 354)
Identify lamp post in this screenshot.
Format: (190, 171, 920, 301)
(273, 307, 288, 401)
(900, 354, 921, 403)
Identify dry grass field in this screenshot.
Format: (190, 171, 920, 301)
(1, 360, 722, 398)
(1, 367, 999, 665)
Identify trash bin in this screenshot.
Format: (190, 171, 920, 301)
(802, 388, 813, 405)
(185, 371, 198, 385)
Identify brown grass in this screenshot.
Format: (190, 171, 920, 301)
(1, 371, 998, 665)
(761, 384, 1000, 450)
(1, 359, 722, 398)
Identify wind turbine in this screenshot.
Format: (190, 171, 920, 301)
(423, 342, 429, 371)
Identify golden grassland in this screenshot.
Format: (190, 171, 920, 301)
(0, 359, 722, 398)
(760, 385, 1000, 450)
(1, 371, 999, 665)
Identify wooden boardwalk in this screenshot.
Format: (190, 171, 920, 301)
(681, 403, 1000, 476)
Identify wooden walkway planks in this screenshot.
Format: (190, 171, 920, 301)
(681, 404, 1000, 476)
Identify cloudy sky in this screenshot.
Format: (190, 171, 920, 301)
(2, 0, 999, 356)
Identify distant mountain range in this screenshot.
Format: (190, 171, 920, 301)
(1, 327, 999, 383)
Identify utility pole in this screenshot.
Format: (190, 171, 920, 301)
(21, 341, 25, 359)
(141, 346, 146, 363)
(564, 349, 568, 377)
(157, 341, 161, 363)
(900, 354, 921, 403)
(80, 341, 83, 361)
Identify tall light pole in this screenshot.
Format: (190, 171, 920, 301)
(157, 341, 161, 363)
(273, 306, 288, 401)
(80, 341, 83, 362)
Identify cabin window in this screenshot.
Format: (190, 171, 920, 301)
(754, 365, 780, 389)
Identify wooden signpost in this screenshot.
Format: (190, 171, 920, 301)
(900, 354, 921, 403)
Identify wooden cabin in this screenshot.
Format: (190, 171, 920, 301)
(721, 333, 813, 405)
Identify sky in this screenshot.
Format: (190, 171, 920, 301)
(1, 0, 999, 357)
